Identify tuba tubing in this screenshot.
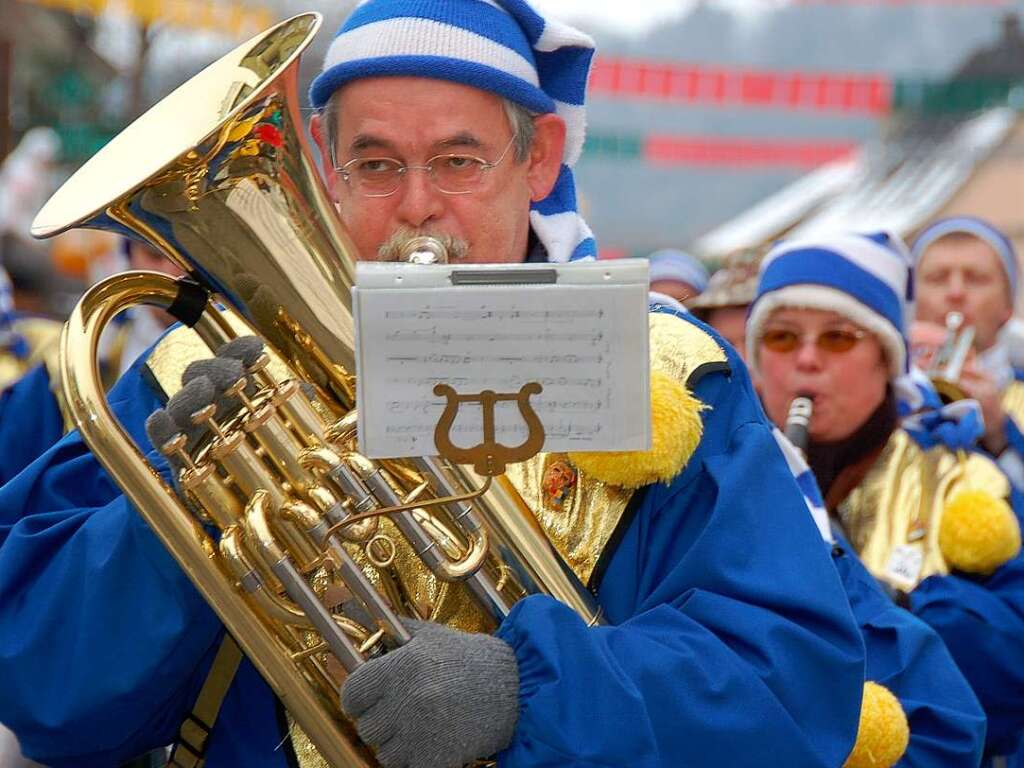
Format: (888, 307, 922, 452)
(60, 271, 374, 767)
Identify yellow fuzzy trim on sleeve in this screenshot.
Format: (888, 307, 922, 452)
(843, 681, 910, 768)
(940, 489, 1022, 576)
(568, 370, 706, 489)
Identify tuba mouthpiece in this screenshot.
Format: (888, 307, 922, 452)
(399, 236, 449, 265)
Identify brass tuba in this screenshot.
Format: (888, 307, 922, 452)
(31, 14, 599, 767)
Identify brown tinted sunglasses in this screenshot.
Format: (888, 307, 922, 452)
(761, 327, 867, 354)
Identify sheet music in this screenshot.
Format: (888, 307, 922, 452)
(354, 260, 650, 459)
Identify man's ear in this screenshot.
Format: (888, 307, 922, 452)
(526, 114, 567, 203)
(310, 113, 340, 201)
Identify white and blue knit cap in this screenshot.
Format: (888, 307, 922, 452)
(310, 0, 597, 263)
(647, 249, 710, 294)
(911, 216, 1018, 305)
(747, 232, 913, 379)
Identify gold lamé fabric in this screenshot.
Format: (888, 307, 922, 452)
(1003, 380, 1024, 428)
(502, 455, 633, 587)
(287, 718, 333, 768)
(839, 428, 1009, 592)
(0, 316, 71, 430)
(0, 354, 23, 394)
(146, 316, 294, 397)
(0, 316, 62, 390)
(504, 312, 727, 586)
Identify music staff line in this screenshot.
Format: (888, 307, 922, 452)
(385, 329, 606, 346)
(387, 353, 605, 366)
(383, 308, 606, 322)
(385, 376, 605, 389)
(385, 399, 606, 415)
(383, 422, 604, 439)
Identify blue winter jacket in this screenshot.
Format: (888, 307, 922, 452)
(0, 317, 865, 767)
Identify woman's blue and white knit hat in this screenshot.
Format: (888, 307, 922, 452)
(747, 232, 913, 380)
(309, 0, 597, 263)
(911, 216, 1018, 304)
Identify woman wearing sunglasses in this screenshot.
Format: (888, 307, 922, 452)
(748, 232, 1024, 767)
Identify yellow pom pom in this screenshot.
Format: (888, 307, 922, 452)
(568, 370, 705, 489)
(940, 489, 1022, 575)
(844, 682, 909, 768)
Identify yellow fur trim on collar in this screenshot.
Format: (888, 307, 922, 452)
(568, 370, 706, 489)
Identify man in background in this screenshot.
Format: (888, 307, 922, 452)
(688, 249, 761, 366)
(912, 216, 1024, 490)
(646, 248, 709, 312)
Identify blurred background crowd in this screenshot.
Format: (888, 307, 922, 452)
(0, 0, 1022, 316)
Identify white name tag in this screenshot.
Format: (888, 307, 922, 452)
(885, 545, 924, 590)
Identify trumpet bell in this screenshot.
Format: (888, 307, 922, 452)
(926, 312, 976, 405)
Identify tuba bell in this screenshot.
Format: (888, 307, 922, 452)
(31, 13, 599, 766)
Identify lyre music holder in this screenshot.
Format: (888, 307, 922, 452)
(432, 382, 546, 476)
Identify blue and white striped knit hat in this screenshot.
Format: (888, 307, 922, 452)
(747, 232, 913, 379)
(648, 249, 710, 293)
(309, 0, 597, 263)
(911, 216, 1018, 305)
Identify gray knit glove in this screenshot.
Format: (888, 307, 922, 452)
(340, 620, 520, 768)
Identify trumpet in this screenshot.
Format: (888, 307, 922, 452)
(928, 312, 975, 404)
(32, 13, 599, 766)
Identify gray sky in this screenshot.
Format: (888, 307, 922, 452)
(529, 0, 765, 35)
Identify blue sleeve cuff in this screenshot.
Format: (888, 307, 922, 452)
(495, 596, 555, 722)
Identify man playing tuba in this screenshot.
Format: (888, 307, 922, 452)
(0, 2, 866, 766)
(750, 232, 1024, 765)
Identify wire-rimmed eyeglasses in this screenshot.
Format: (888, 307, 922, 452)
(334, 137, 517, 198)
